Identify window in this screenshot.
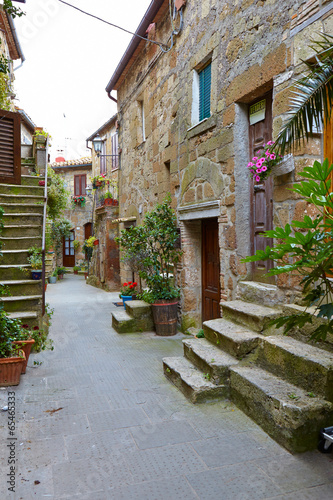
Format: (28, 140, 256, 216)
(74, 174, 86, 196)
(111, 133, 119, 170)
(199, 63, 211, 121)
(192, 61, 212, 126)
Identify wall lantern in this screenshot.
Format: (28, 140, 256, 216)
(92, 134, 103, 156)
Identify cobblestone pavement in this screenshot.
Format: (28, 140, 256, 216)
(1, 275, 333, 499)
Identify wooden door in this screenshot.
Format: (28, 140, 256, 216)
(63, 231, 75, 267)
(249, 92, 274, 283)
(202, 218, 220, 322)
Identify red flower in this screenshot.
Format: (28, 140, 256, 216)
(130, 285, 133, 289)
(33, 326, 39, 331)
(133, 282, 138, 286)
(123, 283, 127, 287)
(22, 324, 29, 329)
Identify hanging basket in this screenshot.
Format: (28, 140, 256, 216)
(273, 154, 294, 176)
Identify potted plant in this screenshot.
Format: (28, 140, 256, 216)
(56, 266, 66, 279)
(72, 239, 81, 252)
(0, 308, 25, 385)
(120, 281, 138, 308)
(71, 195, 86, 207)
(11, 324, 35, 374)
(73, 265, 80, 275)
(91, 174, 107, 189)
(27, 246, 42, 280)
(48, 270, 57, 284)
(117, 196, 182, 335)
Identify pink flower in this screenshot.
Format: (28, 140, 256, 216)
(256, 168, 262, 173)
(252, 157, 258, 161)
(250, 169, 255, 174)
(265, 149, 270, 156)
(266, 140, 274, 145)
(255, 175, 260, 182)
(261, 165, 267, 172)
(270, 153, 276, 160)
(247, 162, 254, 168)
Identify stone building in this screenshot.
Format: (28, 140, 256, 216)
(105, 0, 333, 330)
(85, 115, 121, 290)
(51, 158, 93, 268)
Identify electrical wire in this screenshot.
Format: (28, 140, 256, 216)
(58, 0, 169, 50)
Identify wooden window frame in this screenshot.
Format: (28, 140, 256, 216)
(74, 174, 86, 196)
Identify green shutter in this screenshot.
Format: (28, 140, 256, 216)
(199, 63, 211, 121)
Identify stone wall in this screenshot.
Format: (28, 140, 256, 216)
(115, 0, 333, 327)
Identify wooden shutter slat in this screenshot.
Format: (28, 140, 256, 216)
(0, 109, 21, 184)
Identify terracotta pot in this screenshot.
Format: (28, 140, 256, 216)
(84, 272, 88, 279)
(95, 180, 102, 187)
(45, 283, 47, 292)
(74, 270, 78, 275)
(104, 198, 113, 206)
(0, 351, 25, 386)
(12, 340, 34, 374)
(151, 301, 178, 336)
(93, 239, 99, 246)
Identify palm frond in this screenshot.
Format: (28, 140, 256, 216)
(274, 33, 333, 156)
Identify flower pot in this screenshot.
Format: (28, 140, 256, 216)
(151, 301, 178, 336)
(121, 295, 133, 308)
(104, 198, 113, 206)
(0, 351, 25, 386)
(45, 283, 47, 292)
(58, 274, 64, 280)
(31, 270, 42, 280)
(93, 239, 99, 246)
(12, 340, 34, 374)
(48, 276, 57, 284)
(74, 270, 78, 275)
(84, 272, 88, 279)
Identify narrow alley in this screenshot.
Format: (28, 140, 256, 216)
(1, 275, 333, 499)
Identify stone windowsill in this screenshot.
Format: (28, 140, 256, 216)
(187, 115, 217, 139)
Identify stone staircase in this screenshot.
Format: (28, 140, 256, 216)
(163, 286, 333, 452)
(112, 300, 154, 333)
(0, 172, 45, 328)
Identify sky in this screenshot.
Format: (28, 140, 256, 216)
(13, 0, 152, 161)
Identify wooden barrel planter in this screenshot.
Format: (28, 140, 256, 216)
(12, 340, 35, 374)
(151, 301, 178, 336)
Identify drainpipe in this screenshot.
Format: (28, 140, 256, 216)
(107, 91, 117, 103)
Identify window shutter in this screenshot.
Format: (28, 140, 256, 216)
(74, 175, 80, 196)
(199, 63, 211, 121)
(0, 109, 21, 184)
(81, 174, 86, 195)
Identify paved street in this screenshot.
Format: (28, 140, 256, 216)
(1, 274, 333, 499)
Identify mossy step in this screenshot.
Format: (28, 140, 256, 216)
(238, 281, 286, 307)
(0, 194, 44, 204)
(21, 175, 49, 187)
(163, 356, 228, 403)
(111, 309, 139, 334)
(256, 335, 333, 403)
(203, 318, 260, 358)
(125, 300, 154, 331)
(1, 295, 42, 313)
(0, 203, 44, 214)
(0, 280, 42, 296)
(0, 265, 32, 280)
(0, 184, 44, 196)
(183, 338, 238, 385)
(6, 311, 38, 328)
(1, 225, 41, 237)
(230, 364, 333, 453)
(1, 249, 30, 266)
(0, 236, 42, 251)
(3, 213, 43, 225)
(222, 300, 282, 333)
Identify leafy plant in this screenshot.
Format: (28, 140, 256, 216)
(56, 266, 66, 276)
(47, 167, 69, 220)
(275, 32, 333, 156)
(247, 141, 282, 183)
(116, 195, 182, 303)
(196, 329, 205, 338)
(27, 246, 42, 270)
(72, 239, 81, 252)
(73, 266, 80, 272)
(0, 74, 11, 110)
(242, 159, 333, 341)
(50, 218, 72, 259)
(3, 0, 25, 19)
(0, 306, 24, 358)
(120, 281, 138, 297)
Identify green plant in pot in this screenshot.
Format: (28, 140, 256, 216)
(0, 307, 25, 385)
(73, 265, 80, 275)
(117, 195, 182, 335)
(27, 246, 42, 280)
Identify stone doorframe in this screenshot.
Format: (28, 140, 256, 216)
(177, 157, 224, 330)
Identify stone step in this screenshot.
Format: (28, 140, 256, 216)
(0, 236, 42, 251)
(230, 364, 333, 452)
(1, 295, 42, 313)
(21, 175, 47, 187)
(1, 225, 42, 237)
(256, 335, 333, 403)
(0, 265, 32, 280)
(125, 300, 154, 331)
(183, 338, 238, 384)
(163, 357, 228, 403)
(0, 193, 44, 204)
(237, 281, 287, 307)
(1, 249, 30, 266)
(0, 184, 44, 196)
(1, 203, 44, 214)
(222, 300, 282, 333)
(3, 213, 43, 225)
(6, 311, 38, 328)
(203, 318, 260, 358)
(111, 309, 138, 334)
(0, 280, 42, 296)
